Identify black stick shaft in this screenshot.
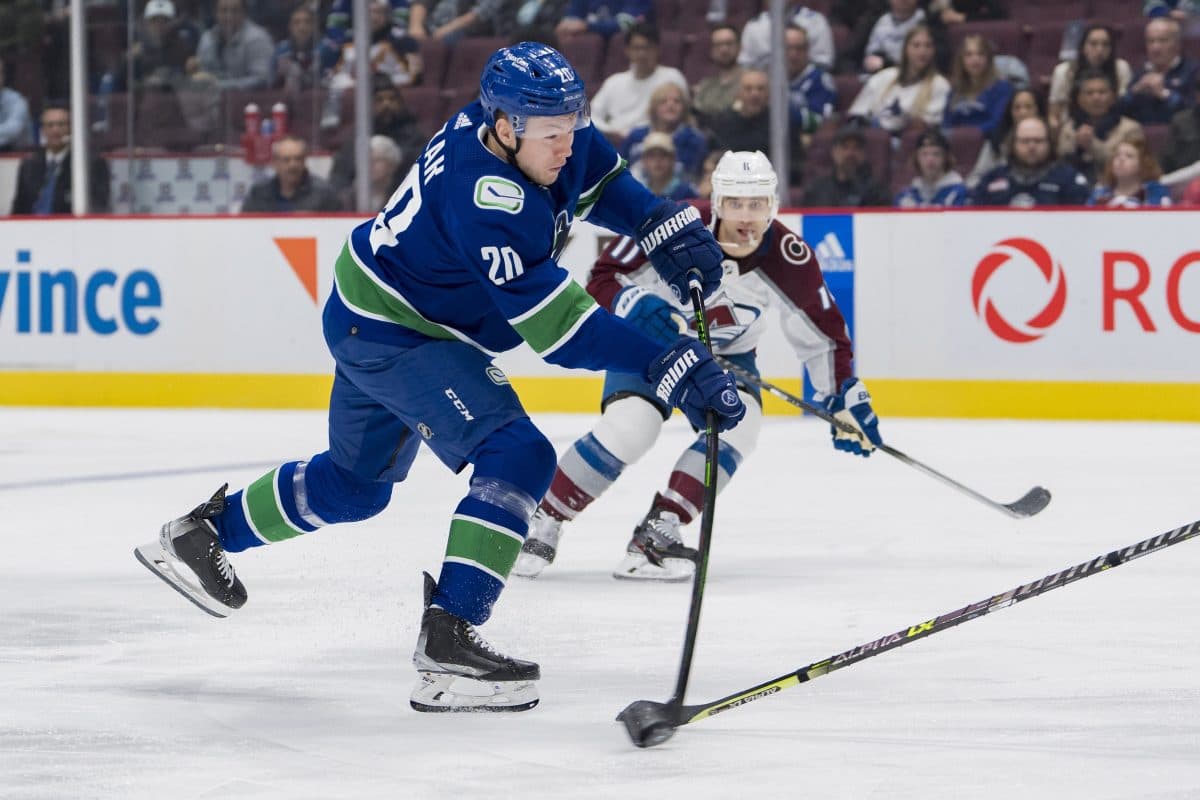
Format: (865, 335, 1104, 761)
(677, 517, 1200, 724)
(669, 283, 719, 708)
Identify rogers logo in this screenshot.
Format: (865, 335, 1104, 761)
(971, 237, 1067, 343)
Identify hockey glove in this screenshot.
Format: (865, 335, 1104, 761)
(637, 200, 724, 302)
(613, 286, 688, 345)
(647, 338, 746, 432)
(823, 378, 883, 457)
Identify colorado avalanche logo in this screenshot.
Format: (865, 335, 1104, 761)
(690, 293, 760, 346)
(551, 209, 572, 260)
(780, 233, 811, 265)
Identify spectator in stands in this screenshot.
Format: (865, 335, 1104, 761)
(330, 73, 426, 197)
(630, 131, 698, 200)
(943, 34, 1012, 139)
(966, 86, 1041, 186)
(192, 0, 275, 90)
(273, 3, 324, 93)
(622, 83, 706, 182)
(1182, 173, 1200, 203)
(409, 0, 507, 42)
(0, 58, 34, 152)
(740, 1, 835, 72)
(327, 0, 413, 47)
(927, 0, 1006, 26)
(348, 134, 406, 209)
(972, 116, 1090, 206)
(590, 24, 688, 141)
(1057, 70, 1143, 184)
(706, 69, 771, 155)
(126, 0, 201, 92)
(10, 105, 110, 214)
(1144, 0, 1199, 20)
(849, 24, 950, 135)
(1088, 135, 1172, 207)
(862, 0, 927, 75)
(1121, 17, 1199, 125)
(786, 24, 837, 138)
(833, 0, 887, 73)
(694, 148, 725, 199)
(554, 0, 650, 44)
(805, 125, 891, 207)
(242, 135, 343, 212)
(1162, 72, 1200, 172)
(692, 25, 744, 128)
(1048, 24, 1132, 135)
(328, 0, 420, 89)
(895, 129, 967, 206)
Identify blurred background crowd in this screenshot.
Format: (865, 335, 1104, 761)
(2, 0, 1199, 215)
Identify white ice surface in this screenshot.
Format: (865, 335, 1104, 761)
(1, 408, 1199, 800)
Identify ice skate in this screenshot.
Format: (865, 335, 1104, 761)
(410, 573, 539, 712)
(134, 484, 247, 618)
(612, 509, 697, 582)
(511, 508, 563, 578)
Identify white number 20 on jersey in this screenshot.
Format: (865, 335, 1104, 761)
(481, 246, 525, 285)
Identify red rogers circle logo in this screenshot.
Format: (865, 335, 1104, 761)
(971, 237, 1067, 343)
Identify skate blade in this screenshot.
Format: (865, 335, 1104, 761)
(133, 543, 234, 619)
(611, 553, 694, 582)
(511, 552, 549, 579)
(409, 672, 539, 713)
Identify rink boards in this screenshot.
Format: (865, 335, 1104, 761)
(0, 210, 1197, 420)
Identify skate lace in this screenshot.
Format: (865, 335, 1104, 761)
(214, 550, 235, 586)
(465, 625, 505, 659)
(646, 514, 683, 545)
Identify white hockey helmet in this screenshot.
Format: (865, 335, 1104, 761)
(710, 150, 779, 221)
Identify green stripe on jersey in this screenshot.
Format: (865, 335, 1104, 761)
(575, 155, 627, 220)
(444, 516, 524, 579)
(244, 469, 305, 543)
(334, 245, 457, 341)
(510, 280, 598, 356)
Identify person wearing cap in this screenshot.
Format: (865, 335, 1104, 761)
(125, 0, 200, 91)
(895, 129, 967, 207)
(631, 131, 699, 200)
(805, 125, 891, 207)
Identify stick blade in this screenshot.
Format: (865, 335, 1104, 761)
(616, 700, 678, 748)
(1004, 486, 1052, 518)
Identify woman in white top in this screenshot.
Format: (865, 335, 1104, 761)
(1048, 24, 1133, 135)
(848, 24, 950, 134)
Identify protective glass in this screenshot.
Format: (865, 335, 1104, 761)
(516, 106, 591, 139)
(717, 195, 775, 223)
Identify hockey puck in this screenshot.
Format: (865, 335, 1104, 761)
(616, 700, 677, 748)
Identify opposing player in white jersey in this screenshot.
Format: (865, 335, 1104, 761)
(512, 151, 884, 581)
(133, 43, 745, 712)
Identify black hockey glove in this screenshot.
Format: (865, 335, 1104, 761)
(647, 338, 745, 432)
(637, 200, 724, 302)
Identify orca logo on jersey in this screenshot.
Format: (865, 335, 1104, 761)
(972, 238, 1067, 344)
(552, 209, 572, 261)
(474, 176, 525, 214)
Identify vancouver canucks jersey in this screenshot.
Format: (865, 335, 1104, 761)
(329, 100, 664, 374)
(587, 201, 854, 396)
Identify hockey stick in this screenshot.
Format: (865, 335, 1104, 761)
(617, 280, 720, 748)
(715, 357, 1051, 519)
(661, 517, 1200, 734)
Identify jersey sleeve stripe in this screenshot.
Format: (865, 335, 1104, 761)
(575, 153, 626, 220)
(509, 278, 600, 355)
(335, 243, 501, 355)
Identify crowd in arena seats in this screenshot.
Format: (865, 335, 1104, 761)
(3, 0, 1200, 214)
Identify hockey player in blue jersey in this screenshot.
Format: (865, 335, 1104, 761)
(134, 42, 745, 713)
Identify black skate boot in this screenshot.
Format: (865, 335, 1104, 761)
(134, 484, 247, 618)
(511, 507, 563, 579)
(612, 507, 697, 582)
(410, 572, 539, 712)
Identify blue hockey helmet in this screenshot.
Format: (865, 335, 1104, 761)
(479, 42, 589, 138)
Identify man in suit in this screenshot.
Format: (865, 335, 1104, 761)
(11, 104, 111, 215)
